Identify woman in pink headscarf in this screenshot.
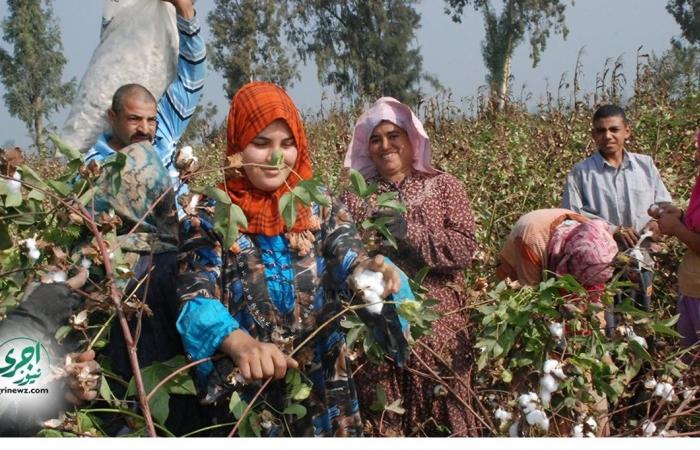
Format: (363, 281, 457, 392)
(341, 97, 479, 436)
(651, 132, 700, 347)
(497, 209, 618, 298)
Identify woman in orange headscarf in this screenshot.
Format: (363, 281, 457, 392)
(175, 82, 411, 436)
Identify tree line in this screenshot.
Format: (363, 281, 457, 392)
(2, 0, 700, 154)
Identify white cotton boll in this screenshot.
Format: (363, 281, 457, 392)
(508, 422, 519, 437)
(518, 393, 535, 408)
(585, 416, 598, 431)
(81, 258, 92, 269)
(572, 424, 584, 437)
(548, 322, 564, 339)
(540, 373, 559, 391)
(644, 378, 658, 390)
(28, 248, 40, 261)
(653, 382, 675, 401)
(108, 251, 114, 260)
(539, 388, 552, 406)
(642, 420, 656, 436)
(47, 271, 67, 283)
(682, 387, 697, 400)
(179, 145, 194, 160)
(585, 432, 596, 438)
(495, 407, 512, 423)
(352, 270, 386, 315)
(543, 359, 558, 374)
(525, 409, 549, 432)
(7, 171, 21, 193)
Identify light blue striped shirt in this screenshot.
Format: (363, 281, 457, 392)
(561, 151, 672, 232)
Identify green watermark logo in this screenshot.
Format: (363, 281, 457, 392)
(0, 337, 51, 388)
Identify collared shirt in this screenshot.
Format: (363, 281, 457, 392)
(84, 13, 206, 198)
(561, 150, 672, 231)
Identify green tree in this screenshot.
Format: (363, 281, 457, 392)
(0, 0, 75, 155)
(208, 0, 298, 99)
(289, 0, 431, 105)
(445, 0, 569, 111)
(667, 0, 700, 44)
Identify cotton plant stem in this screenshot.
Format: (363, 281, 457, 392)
(413, 343, 496, 433)
(76, 203, 157, 437)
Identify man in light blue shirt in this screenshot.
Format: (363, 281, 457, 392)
(84, 0, 205, 202)
(562, 104, 672, 249)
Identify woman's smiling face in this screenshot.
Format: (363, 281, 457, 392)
(368, 121, 414, 182)
(241, 119, 298, 191)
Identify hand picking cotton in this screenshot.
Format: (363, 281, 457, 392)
(352, 270, 385, 314)
(61, 0, 178, 152)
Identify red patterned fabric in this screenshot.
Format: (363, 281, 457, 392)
(222, 82, 313, 236)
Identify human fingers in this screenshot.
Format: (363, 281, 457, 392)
(73, 350, 96, 363)
(247, 354, 264, 381)
(66, 267, 89, 290)
(270, 350, 290, 380)
(382, 265, 401, 295)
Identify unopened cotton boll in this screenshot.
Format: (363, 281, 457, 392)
(548, 322, 563, 339)
(495, 407, 512, 423)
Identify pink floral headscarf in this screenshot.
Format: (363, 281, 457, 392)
(344, 97, 439, 179)
(548, 219, 617, 294)
(684, 131, 700, 232)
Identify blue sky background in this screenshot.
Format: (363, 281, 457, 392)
(0, 0, 683, 149)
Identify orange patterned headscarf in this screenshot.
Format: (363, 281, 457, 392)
(221, 82, 313, 236)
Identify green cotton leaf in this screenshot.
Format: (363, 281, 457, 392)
(148, 388, 171, 425)
(291, 383, 312, 401)
(198, 186, 232, 205)
(49, 133, 82, 161)
(349, 168, 368, 197)
(614, 299, 653, 318)
(298, 179, 330, 207)
(229, 392, 248, 419)
(230, 203, 248, 230)
(292, 185, 312, 205)
(501, 369, 513, 384)
(412, 266, 430, 285)
(663, 314, 680, 328)
(47, 180, 71, 197)
(98, 374, 117, 407)
(78, 187, 96, 206)
(4, 190, 22, 207)
(651, 322, 683, 338)
(27, 189, 44, 202)
(270, 149, 284, 167)
(278, 191, 297, 230)
(285, 368, 301, 385)
(54, 325, 72, 344)
(369, 385, 387, 412)
(283, 403, 307, 419)
(18, 165, 48, 189)
(213, 203, 236, 249)
(345, 325, 363, 349)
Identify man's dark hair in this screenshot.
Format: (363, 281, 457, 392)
(111, 84, 157, 114)
(592, 104, 628, 124)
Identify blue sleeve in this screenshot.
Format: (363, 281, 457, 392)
(155, 13, 206, 184)
(384, 257, 412, 333)
(176, 296, 238, 379)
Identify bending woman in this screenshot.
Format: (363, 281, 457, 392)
(175, 82, 410, 437)
(341, 97, 480, 436)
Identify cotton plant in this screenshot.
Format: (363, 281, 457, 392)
(517, 392, 549, 433)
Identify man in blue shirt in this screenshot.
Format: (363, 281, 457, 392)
(562, 104, 672, 249)
(85, 0, 205, 199)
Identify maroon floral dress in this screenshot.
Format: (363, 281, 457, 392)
(341, 171, 480, 436)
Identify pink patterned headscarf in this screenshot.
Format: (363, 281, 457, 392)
(548, 219, 617, 291)
(684, 132, 700, 232)
(344, 97, 439, 179)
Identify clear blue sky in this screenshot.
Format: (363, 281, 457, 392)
(0, 0, 683, 149)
